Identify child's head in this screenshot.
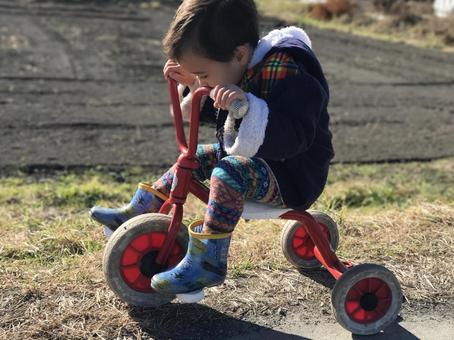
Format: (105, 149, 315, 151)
(163, 0, 259, 87)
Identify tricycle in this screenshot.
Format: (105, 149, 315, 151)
(102, 78, 402, 335)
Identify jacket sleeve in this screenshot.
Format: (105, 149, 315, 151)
(223, 71, 328, 160)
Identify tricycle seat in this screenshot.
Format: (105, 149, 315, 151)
(242, 200, 293, 220)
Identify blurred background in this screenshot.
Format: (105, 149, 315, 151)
(0, 0, 453, 170)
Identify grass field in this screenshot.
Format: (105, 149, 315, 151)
(1, 157, 453, 338)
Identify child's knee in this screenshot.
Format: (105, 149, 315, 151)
(216, 155, 245, 172)
(211, 157, 247, 192)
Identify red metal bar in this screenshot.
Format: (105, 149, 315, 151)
(189, 178, 210, 204)
(280, 210, 348, 280)
(158, 178, 210, 213)
(155, 79, 212, 265)
(167, 78, 211, 155)
(168, 79, 188, 154)
(187, 86, 211, 155)
(156, 203, 183, 265)
(159, 199, 172, 215)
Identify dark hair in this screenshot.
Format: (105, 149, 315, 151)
(163, 0, 259, 62)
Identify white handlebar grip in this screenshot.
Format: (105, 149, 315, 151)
(209, 89, 249, 119)
(228, 99, 249, 119)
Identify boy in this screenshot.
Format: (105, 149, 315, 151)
(90, 0, 334, 295)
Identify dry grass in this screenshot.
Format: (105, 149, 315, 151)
(256, 0, 454, 52)
(1, 158, 453, 338)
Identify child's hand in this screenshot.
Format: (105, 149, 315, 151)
(210, 84, 247, 112)
(163, 60, 197, 87)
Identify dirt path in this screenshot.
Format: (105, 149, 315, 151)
(232, 313, 454, 339)
(0, 0, 453, 171)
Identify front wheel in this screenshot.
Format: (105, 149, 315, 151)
(103, 213, 189, 307)
(331, 263, 402, 335)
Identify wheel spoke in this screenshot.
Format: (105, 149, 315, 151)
(345, 300, 360, 313)
(292, 238, 305, 249)
(121, 246, 141, 266)
(121, 266, 141, 284)
(296, 245, 308, 257)
(131, 234, 151, 251)
(130, 244, 141, 252)
(121, 263, 139, 268)
(375, 284, 391, 299)
(368, 278, 373, 293)
(151, 232, 165, 248)
(366, 310, 378, 322)
(357, 279, 369, 293)
(353, 308, 366, 321)
(348, 286, 363, 300)
(376, 298, 392, 313)
(369, 278, 382, 293)
(133, 275, 152, 291)
(294, 234, 310, 243)
(294, 227, 307, 238)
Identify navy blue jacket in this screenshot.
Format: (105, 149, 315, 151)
(197, 37, 335, 211)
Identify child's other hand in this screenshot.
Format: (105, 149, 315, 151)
(163, 60, 197, 87)
(210, 84, 247, 111)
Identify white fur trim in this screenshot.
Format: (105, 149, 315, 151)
(249, 26, 312, 68)
(180, 89, 193, 121)
(176, 82, 207, 121)
(223, 93, 269, 157)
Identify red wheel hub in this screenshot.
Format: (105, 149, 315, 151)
(291, 223, 330, 260)
(345, 277, 392, 324)
(120, 231, 184, 293)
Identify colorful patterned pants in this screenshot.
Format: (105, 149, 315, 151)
(152, 143, 286, 233)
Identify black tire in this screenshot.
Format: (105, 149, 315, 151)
(280, 210, 339, 269)
(331, 263, 402, 335)
(103, 213, 188, 307)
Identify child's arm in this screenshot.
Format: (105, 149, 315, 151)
(223, 70, 328, 161)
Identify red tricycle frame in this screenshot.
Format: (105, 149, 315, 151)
(154, 78, 350, 281)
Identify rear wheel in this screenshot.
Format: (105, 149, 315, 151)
(280, 210, 339, 269)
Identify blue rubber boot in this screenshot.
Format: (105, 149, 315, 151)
(89, 182, 168, 231)
(150, 220, 232, 294)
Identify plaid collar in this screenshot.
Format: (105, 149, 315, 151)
(238, 61, 262, 92)
(238, 50, 299, 98)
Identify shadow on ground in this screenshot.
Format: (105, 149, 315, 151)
(128, 303, 309, 339)
(128, 302, 420, 339)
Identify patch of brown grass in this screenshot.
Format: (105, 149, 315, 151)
(2, 200, 453, 338)
(1, 161, 453, 338)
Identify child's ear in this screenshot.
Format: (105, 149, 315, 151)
(234, 44, 252, 66)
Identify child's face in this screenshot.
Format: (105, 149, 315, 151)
(178, 44, 252, 88)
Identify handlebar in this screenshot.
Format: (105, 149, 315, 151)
(167, 78, 211, 156)
(167, 78, 249, 157)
